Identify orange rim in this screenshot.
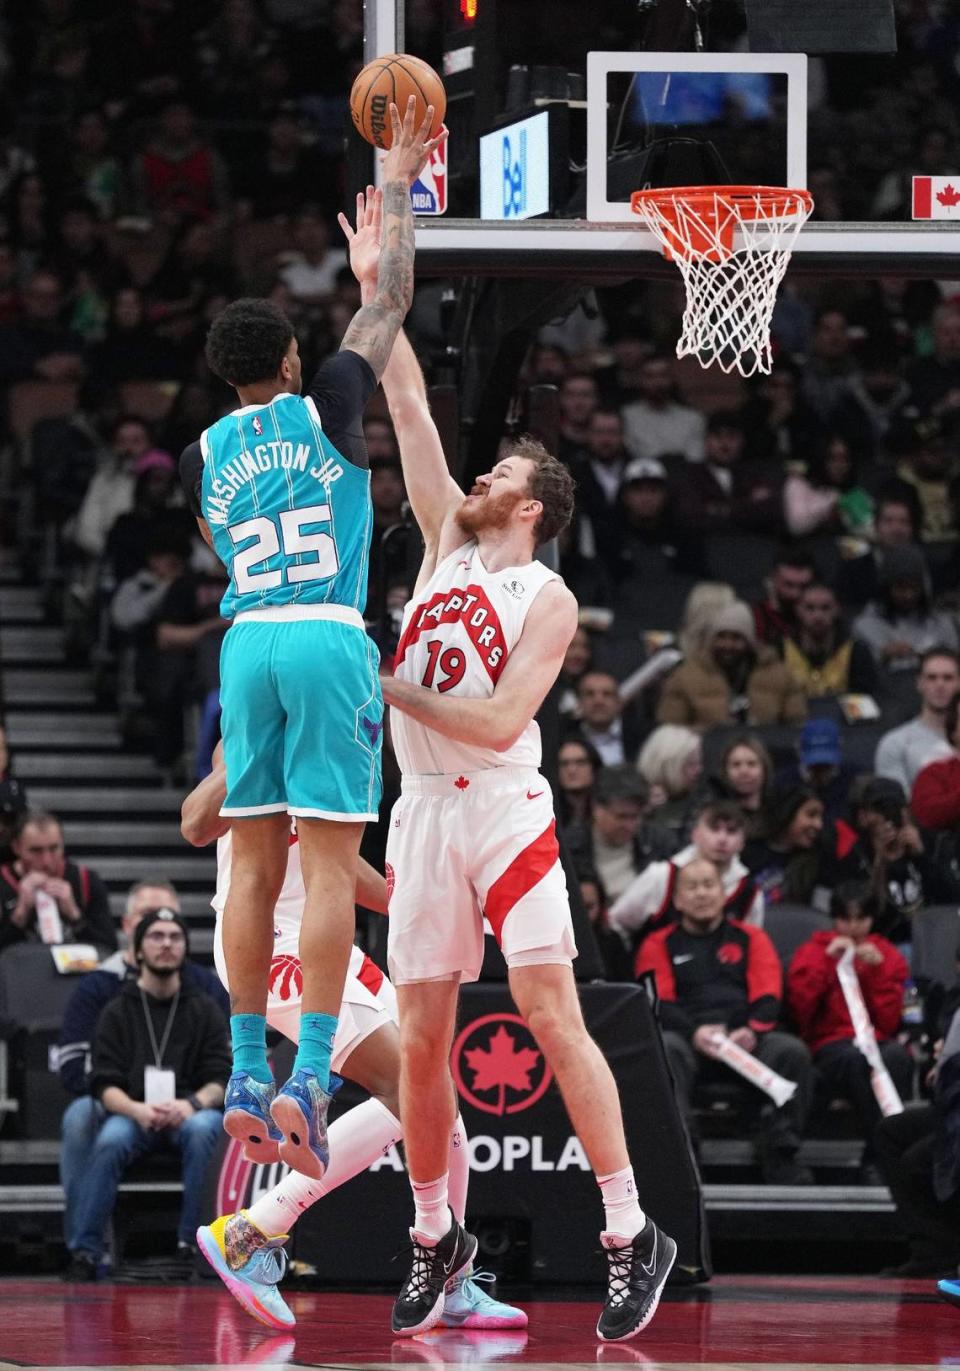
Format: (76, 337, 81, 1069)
(631, 185, 813, 263)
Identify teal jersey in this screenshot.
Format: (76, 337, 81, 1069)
(182, 351, 379, 620)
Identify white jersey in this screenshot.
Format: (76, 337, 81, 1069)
(391, 540, 560, 775)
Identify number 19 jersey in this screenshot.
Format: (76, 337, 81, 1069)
(200, 391, 371, 620)
(390, 540, 560, 776)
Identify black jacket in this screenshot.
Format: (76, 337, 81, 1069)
(0, 858, 116, 954)
(90, 978, 230, 1103)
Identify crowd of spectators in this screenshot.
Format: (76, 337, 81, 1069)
(1, 0, 960, 1271)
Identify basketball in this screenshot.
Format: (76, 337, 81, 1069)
(350, 53, 446, 150)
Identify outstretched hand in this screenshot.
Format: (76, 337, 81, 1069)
(381, 94, 447, 187)
(338, 185, 382, 287)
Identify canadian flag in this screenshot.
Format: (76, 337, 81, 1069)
(913, 176, 960, 219)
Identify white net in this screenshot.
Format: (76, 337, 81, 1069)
(632, 187, 814, 378)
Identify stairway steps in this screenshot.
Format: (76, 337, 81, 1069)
(15, 753, 161, 783)
(91, 855, 217, 885)
(62, 820, 184, 849)
(4, 670, 97, 707)
(0, 588, 45, 623)
(30, 787, 186, 814)
(0, 627, 65, 657)
(109, 891, 214, 920)
(6, 714, 122, 749)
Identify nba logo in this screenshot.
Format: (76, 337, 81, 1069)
(252, 416, 263, 436)
(411, 127, 447, 216)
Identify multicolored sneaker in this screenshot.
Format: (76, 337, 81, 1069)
(197, 1211, 294, 1331)
(223, 1072, 281, 1164)
(438, 1270, 528, 1329)
(270, 1068, 337, 1180)
(938, 1277, 960, 1308)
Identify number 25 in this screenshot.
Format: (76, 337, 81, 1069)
(229, 504, 339, 593)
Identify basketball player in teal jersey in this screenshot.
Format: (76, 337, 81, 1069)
(180, 98, 446, 1179)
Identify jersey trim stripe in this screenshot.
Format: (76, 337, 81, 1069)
(357, 954, 385, 997)
(233, 604, 365, 627)
(484, 820, 560, 943)
(287, 806, 379, 821)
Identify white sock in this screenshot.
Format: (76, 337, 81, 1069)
(411, 1174, 450, 1244)
(597, 1165, 646, 1244)
(245, 1097, 403, 1238)
(447, 1114, 469, 1224)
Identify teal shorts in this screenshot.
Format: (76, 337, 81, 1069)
(219, 607, 383, 820)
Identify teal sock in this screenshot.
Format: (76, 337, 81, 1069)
(230, 1014, 272, 1084)
(292, 1012, 338, 1091)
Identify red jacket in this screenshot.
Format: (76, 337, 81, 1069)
(786, 930, 907, 1055)
(911, 754, 960, 832)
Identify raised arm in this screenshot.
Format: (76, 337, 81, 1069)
(338, 98, 445, 382)
(341, 188, 461, 548)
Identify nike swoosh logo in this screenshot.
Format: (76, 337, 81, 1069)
(442, 1244, 459, 1275)
(673, 953, 694, 964)
(527, 790, 544, 800)
(640, 1233, 657, 1277)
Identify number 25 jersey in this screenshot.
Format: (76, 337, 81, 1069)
(390, 540, 560, 776)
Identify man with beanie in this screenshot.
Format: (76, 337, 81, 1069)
(657, 599, 807, 729)
(64, 908, 230, 1281)
(852, 545, 959, 670)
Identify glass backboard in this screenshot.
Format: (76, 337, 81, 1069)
(365, 0, 960, 277)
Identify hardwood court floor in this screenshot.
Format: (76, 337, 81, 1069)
(0, 1275, 956, 1369)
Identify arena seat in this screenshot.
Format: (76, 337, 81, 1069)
(763, 903, 831, 970)
(911, 905, 960, 992)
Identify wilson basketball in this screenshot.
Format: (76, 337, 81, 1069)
(350, 53, 446, 150)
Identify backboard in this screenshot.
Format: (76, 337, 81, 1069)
(364, 0, 960, 278)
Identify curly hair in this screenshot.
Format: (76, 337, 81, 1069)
(510, 435, 575, 545)
(204, 298, 294, 387)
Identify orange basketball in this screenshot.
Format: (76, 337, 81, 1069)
(350, 53, 446, 150)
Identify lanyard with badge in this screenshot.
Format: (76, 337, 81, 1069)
(140, 986, 180, 1104)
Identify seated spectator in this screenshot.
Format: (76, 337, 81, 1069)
(0, 267, 84, 384)
(87, 286, 182, 389)
(874, 1006, 960, 1277)
(875, 648, 959, 793)
(637, 858, 813, 1184)
(571, 670, 642, 766)
(146, 220, 235, 346)
(71, 416, 154, 563)
(556, 737, 602, 829)
(568, 408, 628, 549)
(278, 205, 347, 304)
(673, 412, 782, 537)
(608, 458, 705, 596)
(658, 600, 806, 729)
(595, 327, 651, 408)
(234, 104, 334, 220)
(637, 724, 703, 840)
(366, 458, 409, 622)
(852, 546, 960, 672)
(740, 358, 822, 465)
(610, 798, 764, 948)
(128, 98, 231, 227)
(787, 882, 912, 1180)
(620, 352, 705, 463)
(894, 414, 958, 544)
(905, 302, 960, 417)
(801, 308, 861, 426)
(782, 431, 874, 539)
(782, 581, 879, 699)
(58, 881, 228, 1255)
(556, 371, 599, 462)
(63, 909, 229, 1280)
(754, 549, 816, 646)
(911, 690, 960, 837)
(0, 810, 115, 953)
(577, 866, 634, 982)
(836, 490, 924, 611)
(566, 765, 674, 905)
(713, 733, 774, 832)
(105, 456, 197, 585)
(557, 625, 593, 721)
(678, 580, 736, 658)
(775, 719, 862, 827)
(743, 787, 829, 907)
(831, 777, 959, 943)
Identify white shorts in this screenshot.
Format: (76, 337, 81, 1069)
(213, 924, 397, 1075)
(385, 766, 577, 985)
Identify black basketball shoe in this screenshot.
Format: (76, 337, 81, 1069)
(597, 1217, 677, 1342)
(391, 1217, 479, 1336)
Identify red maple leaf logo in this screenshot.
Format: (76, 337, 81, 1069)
(454, 775, 470, 789)
(463, 1025, 542, 1116)
(937, 183, 960, 207)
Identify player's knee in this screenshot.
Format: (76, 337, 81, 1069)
(523, 1001, 584, 1057)
(400, 1019, 451, 1070)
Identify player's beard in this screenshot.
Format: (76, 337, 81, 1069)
(455, 488, 523, 537)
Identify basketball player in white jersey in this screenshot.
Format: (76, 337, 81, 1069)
(341, 191, 677, 1342)
(180, 750, 525, 1334)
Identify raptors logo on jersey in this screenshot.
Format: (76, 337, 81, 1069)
(391, 540, 560, 776)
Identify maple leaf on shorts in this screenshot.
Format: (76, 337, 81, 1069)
(464, 1025, 541, 1114)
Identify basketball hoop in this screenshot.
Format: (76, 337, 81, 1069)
(631, 185, 814, 377)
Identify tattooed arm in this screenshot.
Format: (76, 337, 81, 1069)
(339, 97, 446, 381)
